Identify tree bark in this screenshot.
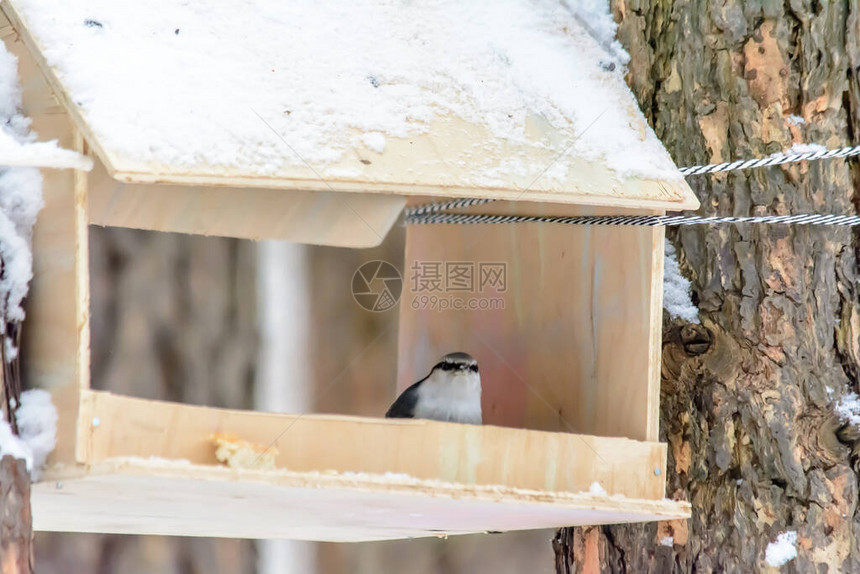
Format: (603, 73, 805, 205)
(557, 1, 860, 572)
(1, 305, 32, 574)
(0, 456, 33, 574)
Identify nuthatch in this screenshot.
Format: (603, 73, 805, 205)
(385, 352, 482, 424)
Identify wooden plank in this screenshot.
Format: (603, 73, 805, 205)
(397, 203, 664, 442)
(2, 1, 699, 212)
(103, 151, 699, 211)
(87, 158, 404, 247)
(72, 130, 91, 463)
(73, 131, 90, 394)
(645, 224, 666, 441)
(77, 390, 668, 500)
(33, 459, 690, 541)
(2, 11, 82, 466)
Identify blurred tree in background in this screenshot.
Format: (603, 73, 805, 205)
(34, 228, 257, 574)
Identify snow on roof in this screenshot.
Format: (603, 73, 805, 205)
(4, 0, 697, 209)
(0, 40, 88, 169)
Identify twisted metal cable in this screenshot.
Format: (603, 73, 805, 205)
(405, 197, 496, 217)
(404, 143, 860, 224)
(406, 212, 860, 227)
(678, 145, 860, 176)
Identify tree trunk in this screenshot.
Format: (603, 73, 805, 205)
(1, 311, 32, 574)
(0, 456, 33, 574)
(556, 1, 860, 572)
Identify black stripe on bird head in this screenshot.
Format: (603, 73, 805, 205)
(433, 352, 479, 373)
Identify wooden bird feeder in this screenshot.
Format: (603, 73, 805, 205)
(3, 0, 697, 541)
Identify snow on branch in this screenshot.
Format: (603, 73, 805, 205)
(0, 44, 47, 360)
(0, 34, 58, 479)
(0, 129, 93, 170)
(0, 389, 57, 479)
(0, 45, 89, 171)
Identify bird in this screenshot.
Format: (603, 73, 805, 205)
(385, 352, 482, 424)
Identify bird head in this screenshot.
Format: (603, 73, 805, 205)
(433, 352, 479, 376)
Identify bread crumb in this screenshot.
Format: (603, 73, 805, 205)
(211, 433, 278, 470)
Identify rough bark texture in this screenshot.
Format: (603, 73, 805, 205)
(1, 307, 31, 574)
(0, 456, 33, 574)
(557, 1, 860, 572)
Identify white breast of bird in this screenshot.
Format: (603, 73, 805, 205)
(413, 369, 482, 424)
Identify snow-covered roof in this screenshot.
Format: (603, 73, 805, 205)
(3, 0, 698, 210)
(0, 37, 89, 169)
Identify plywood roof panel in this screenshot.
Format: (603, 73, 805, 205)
(4, 0, 699, 210)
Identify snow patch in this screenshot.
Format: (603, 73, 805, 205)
(0, 41, 51, 360)
(835, 392, 860, 426)
(0, 129, 92, 170)
(14, 389, 57, 479)
(765, 531, 797, 567)
(0, 44, 88, 170)
(561, 0, 629, 68)
(786, 115, 805, 126)
(0, 413, 31, 466)
(771, 143, 827, 158)
(359, 132, 386, 154)
(0, 389, 57, 480)
(663, 239, 700, 323)
(11, 0, 681, 183)
(788, 143, 826, 155)
(660, 536, 674, 547)
(342, 471, 414, 482)
(108, 455, 194, 466)
(588, 481, 607, 496)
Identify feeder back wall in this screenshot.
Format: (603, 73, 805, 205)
(399, 203, 664, 442)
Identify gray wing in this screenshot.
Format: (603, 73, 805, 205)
(385, 381, 422, 418)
